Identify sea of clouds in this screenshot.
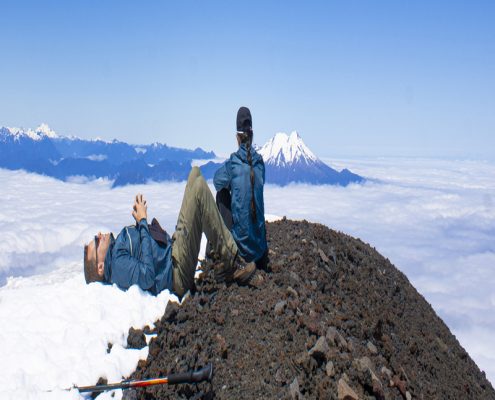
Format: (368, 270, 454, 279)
(1, 157, 494, 398)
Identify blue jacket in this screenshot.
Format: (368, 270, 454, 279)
(104, 219, 174, 295)
(214, 143, 268, 262)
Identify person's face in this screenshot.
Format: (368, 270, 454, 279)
(86, 232, 112, 277)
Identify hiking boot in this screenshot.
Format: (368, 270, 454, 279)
(232, 255, 256, 285)
(213, 254, 256, 285)
(213, 261, 234, 284)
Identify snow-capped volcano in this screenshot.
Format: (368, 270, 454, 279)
(258, 131, 363, 186)
(259, 131, 317, 166)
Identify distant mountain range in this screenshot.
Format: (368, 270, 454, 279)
(0, 124, 363, 186)
(0, 124, 215, 187)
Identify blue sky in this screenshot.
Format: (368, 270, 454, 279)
(1, 1, 494, 157)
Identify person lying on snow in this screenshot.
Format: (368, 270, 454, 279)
(83, 167, 256, 299)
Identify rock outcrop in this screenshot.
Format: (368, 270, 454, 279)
(124, 219, 494, 399)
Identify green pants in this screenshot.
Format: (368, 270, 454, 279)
(172, 167, 238, 297)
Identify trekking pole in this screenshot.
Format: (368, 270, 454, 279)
(72, 363, 213, 393)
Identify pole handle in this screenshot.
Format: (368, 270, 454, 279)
(167, 363, 213, 385)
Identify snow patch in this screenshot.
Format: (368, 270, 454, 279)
(265, 213, 282, 222)
(0, 263, 176, 399)
(87, 154, 108, 161)
(35, 123, 58, 139)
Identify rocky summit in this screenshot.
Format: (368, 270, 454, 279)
(122, 219, 494, 399)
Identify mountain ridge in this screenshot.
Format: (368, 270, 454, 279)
(0, 125, 215, 186)
(0, 124, 363, 187)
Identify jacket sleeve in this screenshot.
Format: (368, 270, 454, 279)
(112, 219, 156, 290)
(213, 160, 232, 191)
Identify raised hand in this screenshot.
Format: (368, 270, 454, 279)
(132, 193, 148, 223)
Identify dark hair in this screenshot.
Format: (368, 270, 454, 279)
(237, 130, 257, 222)
(84, 244, 103, 283)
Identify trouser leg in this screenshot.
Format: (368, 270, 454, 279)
(178, 165, 201, 212)
(172, 167, 238, 297)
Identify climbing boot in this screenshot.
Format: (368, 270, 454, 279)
(232, 255, 256, 285)
(213, 261, 234, 283)
(214, 254, 256, 285)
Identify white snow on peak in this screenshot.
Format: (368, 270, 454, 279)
(2, 126, 23, 138)
(35, 123, 58, 138)
(88, 135, 112, 144)
(3, 124, 59, 141)
(259, 131, 318, 166)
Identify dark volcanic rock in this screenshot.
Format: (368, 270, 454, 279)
(127, 327, 147, 350)
(124, 220, 495, 399)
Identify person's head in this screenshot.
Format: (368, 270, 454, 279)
(83, 232, 112, 284)
(236, 106, 253, 147)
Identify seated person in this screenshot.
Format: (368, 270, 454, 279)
(213, 106, 269, 269)
(83, 167, 255, 299)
